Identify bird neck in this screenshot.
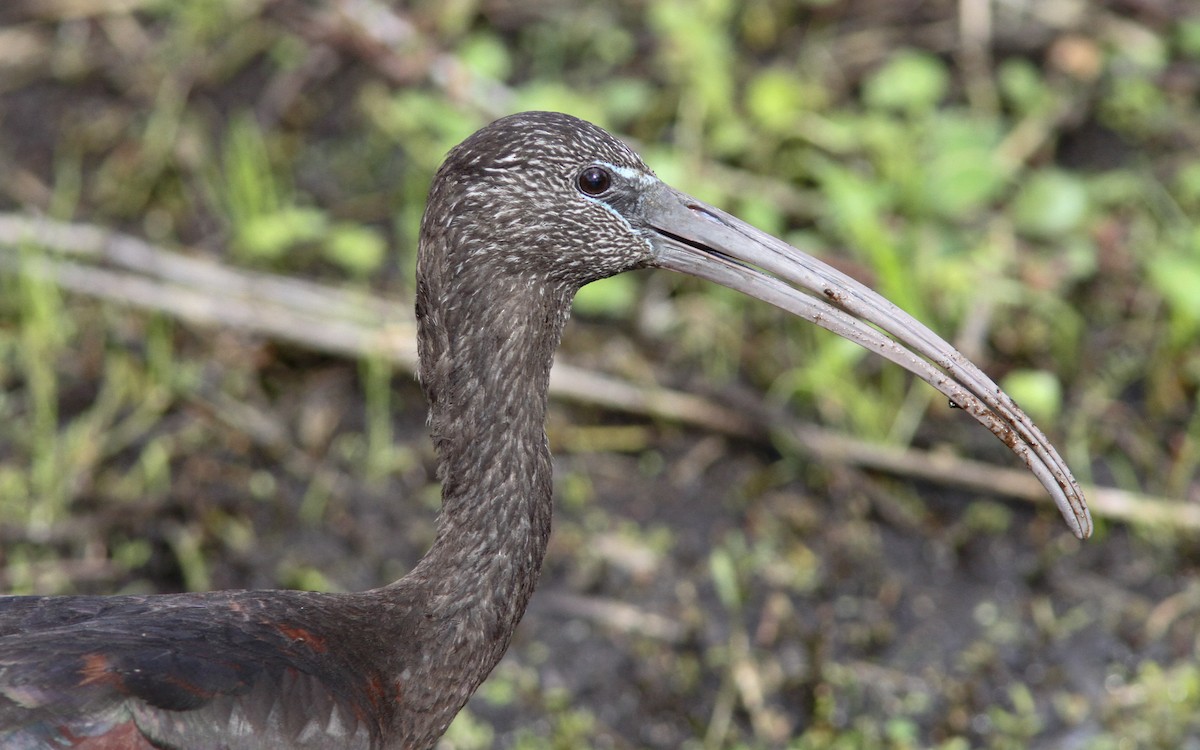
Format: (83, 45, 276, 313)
(416, 286, 567, 605)
(388, 268, 573, 725)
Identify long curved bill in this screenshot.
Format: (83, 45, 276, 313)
(641, 182, 1092, 539)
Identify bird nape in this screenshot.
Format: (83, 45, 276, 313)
(0, 111, 1091, 749)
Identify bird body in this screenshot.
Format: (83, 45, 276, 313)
(0, 112, 1091, 748)
(1, 591, 393, 747)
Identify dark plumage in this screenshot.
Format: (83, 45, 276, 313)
(0, 112, 1091, 749)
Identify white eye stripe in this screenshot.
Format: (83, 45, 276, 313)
(593, 162, 656, 187)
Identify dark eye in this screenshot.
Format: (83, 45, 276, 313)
(577, 166, 611, 196)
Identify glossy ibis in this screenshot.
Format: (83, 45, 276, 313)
(0, 112, 1091, 749)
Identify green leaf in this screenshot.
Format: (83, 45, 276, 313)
(1000, 369, 1062, 423)
(922, 116, 1006, 219)
(998, 58, 1049, 114)
(236, 206, 327, 261)
(926, 154, 1005, 219)
(1179, 19, 1200, 60)
(1012, 170, 1089, 238)
(602, 78, 654, 122)
(1149, 242, 1200, 330)
(1172, 161, 1200, 209)
(573, 275, 638, 318)
(745, 68, 809, 134)
(324, 223, 386, 276)
(709, 547, 741, 610)
(863, 50, 949, 113)
(459, 33, 512, 81)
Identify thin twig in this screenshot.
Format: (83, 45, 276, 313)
(536, 592, 688, 644)
(0, 212, 1189, 531)
(777, 424, 1199, 531)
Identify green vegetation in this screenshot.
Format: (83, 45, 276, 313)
(1, 0, 1198, 746)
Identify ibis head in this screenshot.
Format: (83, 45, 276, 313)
(419, 111, 1091, 539)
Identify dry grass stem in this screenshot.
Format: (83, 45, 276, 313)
(0, 212, 1185, 532)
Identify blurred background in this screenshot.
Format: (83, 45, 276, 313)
(1, 0, 1199, 747)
